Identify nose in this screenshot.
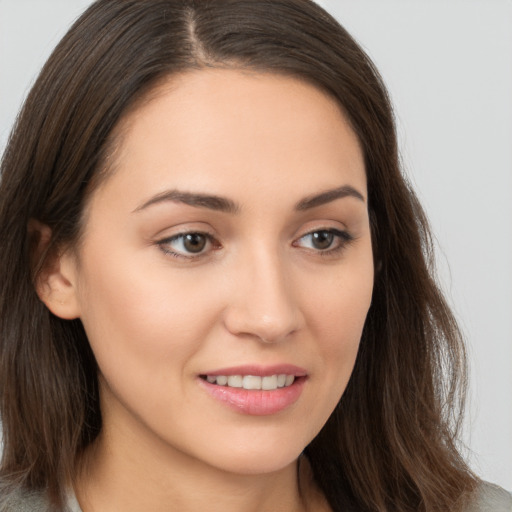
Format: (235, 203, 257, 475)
(222, 247, 303, 344)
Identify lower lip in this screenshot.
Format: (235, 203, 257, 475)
(198, 377, 306, 416)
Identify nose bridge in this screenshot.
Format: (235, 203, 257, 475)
(224, 242, 301, 343)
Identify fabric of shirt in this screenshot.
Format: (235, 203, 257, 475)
(0, 481, 511, 511)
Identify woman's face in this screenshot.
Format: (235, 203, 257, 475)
(58, 70, 373, 474)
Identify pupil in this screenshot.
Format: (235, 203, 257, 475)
(312, 231, 333, 250)
(184, 234, 206, 253)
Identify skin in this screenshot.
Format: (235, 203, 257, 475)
(41, 69, 374, 512)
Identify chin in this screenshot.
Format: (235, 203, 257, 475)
(212, 451, 300, 476)
(192, 430, 311, 476)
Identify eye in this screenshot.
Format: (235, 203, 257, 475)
(157, 232, 218, 259)
(294, 228, 353, 254)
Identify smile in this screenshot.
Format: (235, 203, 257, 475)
(202, 374, 295, 390)
(199, 366, 307, 415)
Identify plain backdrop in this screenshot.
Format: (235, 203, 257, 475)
(1, 0, 511, 491)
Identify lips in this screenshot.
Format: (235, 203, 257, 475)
(198, 364, 307, 415)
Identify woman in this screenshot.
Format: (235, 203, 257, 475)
(0, 1, 510, 511)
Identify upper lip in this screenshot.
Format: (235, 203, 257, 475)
(200, 364, 307, 377)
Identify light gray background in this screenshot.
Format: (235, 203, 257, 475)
(1, 0, 511, 491)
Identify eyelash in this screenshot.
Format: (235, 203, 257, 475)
(156, 228, 354, 260)
(293, 228, 354, 257)
(156, 231, 219, 260)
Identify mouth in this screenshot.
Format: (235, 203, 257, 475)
(200, 374, 296, 390)
(198, 365, 307, 415)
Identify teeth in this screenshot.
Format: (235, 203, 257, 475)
(242, 375, 261, 390)
(216, 375, 228, 386)
(262, 375, 277, 390)
(285, 375, 295, 386)
(205, 374, 296, 390)
(227, 375, 243, 388)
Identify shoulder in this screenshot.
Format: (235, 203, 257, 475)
(0, 486, 48, 512)
(0, 483, 80, 512)
(465, 481, 512, 512)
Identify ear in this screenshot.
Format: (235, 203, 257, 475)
(29, 220, 81, 320)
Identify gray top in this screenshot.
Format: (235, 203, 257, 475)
(466, 482, 512, 512)
(1, 481, 511, 511)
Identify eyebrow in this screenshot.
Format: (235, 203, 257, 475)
(294, 185, 365, 210)
(133, 184, 365, 214)
(133, 190, 240, 214)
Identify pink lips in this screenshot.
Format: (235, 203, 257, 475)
(198, 364, 307, 416)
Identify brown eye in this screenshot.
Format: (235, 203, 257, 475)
(158, 232, 216, 258)
(310, 231, 334, 250)
(294, 228, 353, 255)
(183, 233, 207, 253)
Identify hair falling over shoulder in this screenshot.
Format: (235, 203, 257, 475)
(0, 1, 478, 510)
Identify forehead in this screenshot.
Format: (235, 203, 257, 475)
(92, 69, 366, 210)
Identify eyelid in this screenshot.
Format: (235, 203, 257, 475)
(293, 227, 355, 255)
(156, 230, 220, 259)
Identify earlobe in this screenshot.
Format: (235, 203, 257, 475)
(28, 220, 81, 320)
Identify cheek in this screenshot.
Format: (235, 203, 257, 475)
(311, 252, 373, 342)
(308, 254, 373, 385)
(285, 267, 372, 443)
(75, 248, 223, 383)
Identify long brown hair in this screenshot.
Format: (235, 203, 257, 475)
(0, 1, 477, 510)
